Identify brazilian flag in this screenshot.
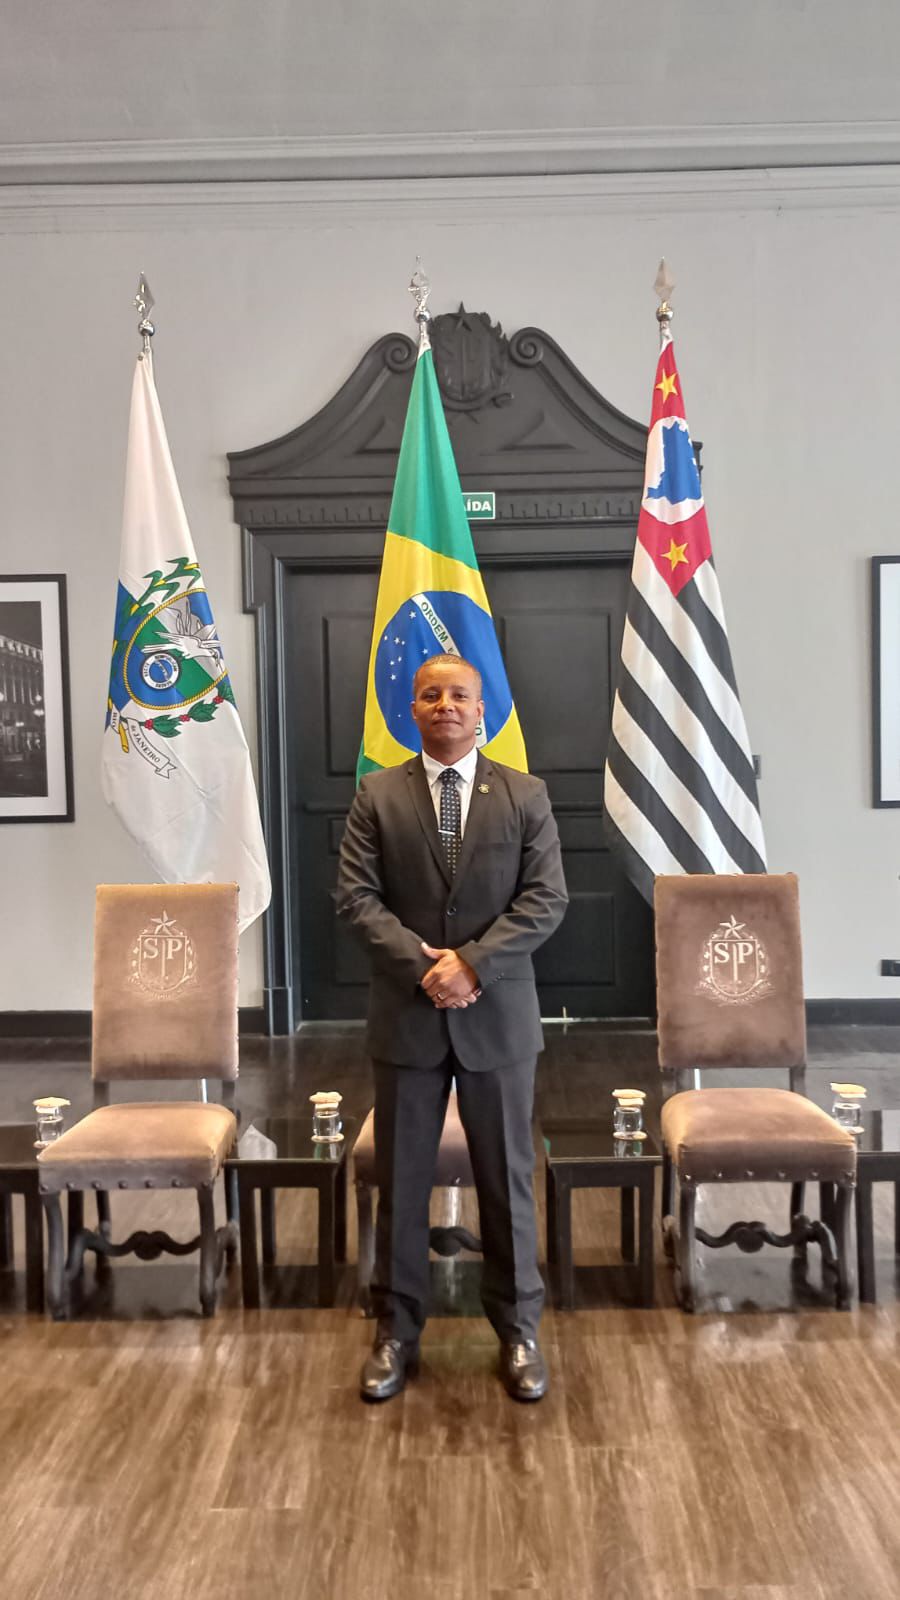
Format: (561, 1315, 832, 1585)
(358, 338, 527, 781)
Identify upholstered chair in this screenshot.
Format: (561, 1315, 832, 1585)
(38, 883, 240, 1318)
(655, 873, 857, 1311)
(353, 1092, 481, 1313)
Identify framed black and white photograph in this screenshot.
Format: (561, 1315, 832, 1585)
(873, 555, 900, 808)
(0, 574, 74, 822)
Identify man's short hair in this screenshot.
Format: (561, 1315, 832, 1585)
(412, 653, 483, 697)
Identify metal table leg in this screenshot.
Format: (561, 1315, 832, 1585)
(317, 1177, 336, 1307)
(260, 1189, 277, 1265)
(856, 1177, 876, 1304)
(0, 1192, 12, 1268)
(620, 1186, 636, 1263)
(238, 1181, 261, 1309)
(555, 1174, 574, 1310)
(23, 1189, 44, 1313)
(638, 1175, 655, 1307)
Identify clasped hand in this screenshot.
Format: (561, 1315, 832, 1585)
(420, 942, 481, 1009)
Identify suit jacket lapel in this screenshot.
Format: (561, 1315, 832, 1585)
(407, 757, 453, 886)
(452, 753, 494, 887)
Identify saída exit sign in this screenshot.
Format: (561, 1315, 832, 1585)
(462, 491, 495, 520)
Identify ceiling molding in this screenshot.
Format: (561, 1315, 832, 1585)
(4, 121, 900, 187)
(3, 165, 900, 234)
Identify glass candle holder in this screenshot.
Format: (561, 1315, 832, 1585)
(829, 1082, 866, 1132)
(310, 1091, 344, 1143)
(33, 1096, 71, 1148)
(612, 1089, 645, 1136)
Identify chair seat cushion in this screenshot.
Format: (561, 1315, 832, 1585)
(353, 1095, 474, 1187)
(661, 1088, 857, 1184)
(37, 1102, 236, 1192)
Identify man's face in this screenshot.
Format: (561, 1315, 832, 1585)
(411, 661, 484, 761)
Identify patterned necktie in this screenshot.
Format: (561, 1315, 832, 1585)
(438, 768, 462, 876)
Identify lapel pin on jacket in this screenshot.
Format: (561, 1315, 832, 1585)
(478, 783, 490, 794)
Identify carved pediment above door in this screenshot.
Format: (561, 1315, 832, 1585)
(228, 311, 651, 535)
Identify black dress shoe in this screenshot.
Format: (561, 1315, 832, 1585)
(499, 1339, 548, 1402)
(359, 1338, 420, 1403)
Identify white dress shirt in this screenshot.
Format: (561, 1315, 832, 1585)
(421, 744, 479, 837)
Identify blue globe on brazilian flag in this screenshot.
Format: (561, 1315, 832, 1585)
(358, 336, 526, 780)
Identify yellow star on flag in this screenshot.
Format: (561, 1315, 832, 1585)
(663, 538, 688, 570)
(656, 370, 678, 402)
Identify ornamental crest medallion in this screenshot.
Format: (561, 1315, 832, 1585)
(431, 305, 512, 412)
(129, 910, 197, 1000)
(698, 916, 772, 1006)
(105, 557, 238, 779)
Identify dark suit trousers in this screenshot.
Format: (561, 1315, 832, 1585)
(371, 1051, 544, 1345)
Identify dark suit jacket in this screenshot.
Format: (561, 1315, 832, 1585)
(335, 752, 568, 1070)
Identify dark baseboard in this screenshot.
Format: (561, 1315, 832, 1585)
(806, 999, 900, 1025)
(1, 1001, 898, 1040)
(0, 1007, 268, 1039)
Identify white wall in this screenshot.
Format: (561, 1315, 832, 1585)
(1, 170, 898, 1007)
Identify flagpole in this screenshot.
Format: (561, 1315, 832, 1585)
(134, 273, 155, 360)
(654, 259, 701, 1088)
(654, 258, 675, 352)
(408, 257, 432, 353)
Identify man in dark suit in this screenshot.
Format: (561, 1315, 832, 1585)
(337, 653, 568, 1402)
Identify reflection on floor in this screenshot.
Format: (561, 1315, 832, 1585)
(0, 1023, 898, 1599)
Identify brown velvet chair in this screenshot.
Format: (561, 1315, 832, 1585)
(38, 884, 240, 1318)
(353, 1091, 481, 1314)
(655, 873, 857, 1311)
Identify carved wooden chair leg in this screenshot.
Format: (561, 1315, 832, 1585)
(819, 1181, 837, 1235)
(834, 1184, 854, 1309)
(65, 1190, 86, 1285)
(661, 1149, 676, 1260)
(224, 1167, 239, 1263)
(197, 1184, 219, 1318)
(356, 1182, 375, 1316)
(43, 1194, 67, 1319)
(92, 1189, 113, 1278)
(676, 1183, 697, 1313)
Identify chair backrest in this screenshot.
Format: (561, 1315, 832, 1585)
(654, 873, 806, 1073)
(92, 883, 240, 1084)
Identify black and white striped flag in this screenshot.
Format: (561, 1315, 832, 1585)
(603, 330, 766, 902)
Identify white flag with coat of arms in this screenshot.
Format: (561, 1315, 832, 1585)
(101, 352, 271, 932)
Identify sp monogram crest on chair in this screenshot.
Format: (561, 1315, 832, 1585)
(697, 914, 772, 1005)
(38, 883, 240, 1319)
(655, 874, 857, 1312)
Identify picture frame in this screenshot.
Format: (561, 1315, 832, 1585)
(0, 574, 74, 822)
(872, 555, 900, 808)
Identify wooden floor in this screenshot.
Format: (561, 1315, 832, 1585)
(1, 1024, 899, 1600)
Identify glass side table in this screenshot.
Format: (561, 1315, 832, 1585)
(541, 1118, 661, 1310)
(225, 1116, 356, 1309)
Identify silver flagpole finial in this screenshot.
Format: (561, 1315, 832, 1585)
(654, 258, 675, 347)
(134, 273, 155, 358)
(409, 257, 432, 352)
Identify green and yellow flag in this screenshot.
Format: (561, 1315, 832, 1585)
(358, 330, 527, 781)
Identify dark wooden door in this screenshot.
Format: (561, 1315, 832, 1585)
(284, 559, 653, 1021)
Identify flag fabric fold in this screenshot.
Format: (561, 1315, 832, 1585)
(102, 353, 271, 932)
(358, 333, 526, 780)
(603, 334, 766, 901)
